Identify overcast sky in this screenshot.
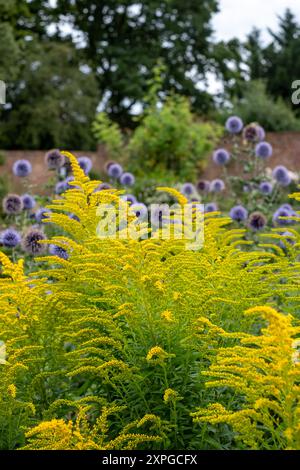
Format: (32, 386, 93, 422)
(213, 0, 300, 43)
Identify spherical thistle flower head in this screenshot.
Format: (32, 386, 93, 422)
(65, 176, 75, 189)
(229, 205, 248, 222)
(248, 211, 267, 231)
(272, 165, 291, 187)
(35, 207, 51, 224)
(21, 194, 36, 211)
(1, 228, 21, 248)
(104, 160, 117, 174)
(121, 194, 137, 205)
(205, 202, 218, 213)
(210, 179, 225, 193)
(108, 163, 123, 178)
(69, 213, 80, 222)
(196, 179, 210, 192)
(279, 231, 296, 249)
(55, 181, 67, 195)
(22, 228, 47, 256)
(225, 116, 243, 134)
(257, 126, 266, 141)
(213, 148, 230, 165)
(45, 149, 65, 170)
(2, 194, 23, 215)
(243, 123, 260, 142)
(130, 202, 148, 219)
(151, 204, 170, 227)
(78, 156, 93, 175)
(181, 183, 195, 197)
(243, 184, 251, 193)
(49, 244, 69, 260)
(272, 207, 292, 227)
(95, 182, 111, 192)
(259, 181, 273, 195)
(12, 159, 32, 177)
(119, 172, 135, 186)
(255, 141, 273, 159)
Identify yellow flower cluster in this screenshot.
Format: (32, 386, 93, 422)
(192, 306, 300, 449)
(0, 152, 299, 450)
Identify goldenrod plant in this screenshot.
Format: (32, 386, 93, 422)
(192, 306, 300, 450)
(0, 152, 299, 450)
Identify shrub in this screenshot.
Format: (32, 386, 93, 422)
(92, 112, 124, 160)
(227, 81, 300, 132)
(128, 95, 221, 179)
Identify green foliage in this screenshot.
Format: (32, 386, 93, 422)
(249, 9, 300, 114)
(0, 154, 299, 450)
(128, 95, 222, 179)
(0, 41, 99, 150)
(92, 112, 124, 159)
(53, 0, 218, 126)
(228, 81, 300, 132)
(0, 175, 8, 202)
(0, 151, 6, 166)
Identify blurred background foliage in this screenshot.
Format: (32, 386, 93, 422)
(1, 1, 300, 151)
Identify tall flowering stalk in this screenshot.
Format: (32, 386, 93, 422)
(192, 306, 300, 450)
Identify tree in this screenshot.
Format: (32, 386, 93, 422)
(0, 40, 99, 149)
(245, 9, 300, 114)
(53, 0, 219, 126)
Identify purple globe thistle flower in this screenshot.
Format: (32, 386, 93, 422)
(255, 141, 273, 159)
(104, 160, 117, 174)
(95, 182, 111, 192)
(280, 203, 293, 211)
(181, 183, 195, 197)
(243, 184, 252, 193)
(69, 213, 80, 222)
(1, 228, 21, 248)
(248, 212, 267, 231)
(22, 229, 47, 256)
(12, 159, 32, 177)
(49, 244, 69, 260)
(259, 181, 273, 196)
(120, 172, 135, 186)
(121, 194, 137, 205)
(279, 231, 296, 249)
(78, 156, 93, 175)
(210, 179, 225, 193)
(45, 149, 65, 170)
(225, 116, 243, 134)
(2, 194, 23, 215)
(130, 203, 148, 220)
(64, 176, 79, 190)
(21, 194, 36, 211)
(205, 202, 218, 213)
(272, 207, 292, 226)
(212, 148, 230, 165)
(196, 179, 210, 192)
(272, 165, 291, 187)
(257, 126, 266, 141)
(229, 205, 248, 222)
(151, 204, 171, 227)
(108, 163, 123, 178)
(243, 123, 260, 142)
(55, 181, 67, 195)
(35, 208, 51, 223)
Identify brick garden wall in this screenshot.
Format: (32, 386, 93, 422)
(201, 131, 300, 180)
(1, 132, 300, 193)
(0, 148, 108, 194)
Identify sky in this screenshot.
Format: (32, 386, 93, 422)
(213, 0, 300, 43)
